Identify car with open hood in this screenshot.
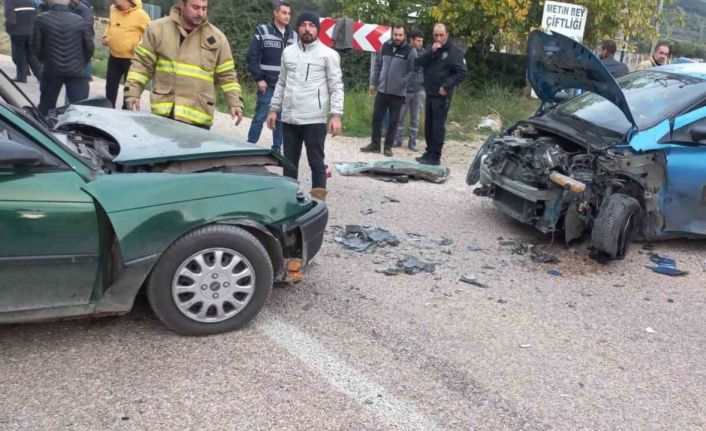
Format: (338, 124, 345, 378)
(468, 30, 706, 259)
(0, 70, 327, 335)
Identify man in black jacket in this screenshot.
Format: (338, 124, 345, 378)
(246, 0, 296, 152)
(4, 0, 42, 83)
(415, 23, 468, 165)
(598, 40, 629, 78)
(361, 25, 418, 157)
(32, 0, 94, 116)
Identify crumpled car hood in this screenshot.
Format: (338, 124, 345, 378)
(527, 30, 636, 129)
(55, 105, 287, 166)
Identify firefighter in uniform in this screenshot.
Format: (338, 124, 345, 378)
(124, 0, 243, 129)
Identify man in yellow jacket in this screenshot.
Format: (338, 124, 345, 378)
(102, 0, 150, 108)
(124, 0, 243, 128)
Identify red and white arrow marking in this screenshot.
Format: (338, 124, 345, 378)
(317, 18, 390, 53)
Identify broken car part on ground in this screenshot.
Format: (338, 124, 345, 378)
(335, 160, 450, 183)
(468, 30, 706, 260)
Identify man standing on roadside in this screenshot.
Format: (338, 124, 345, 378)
(124, 0, 244, 129)
(32, 0, 93, 116)
(246, 0, 296, 152)
(636, 43, 670, 70)
(598, 40, 629, 78)
(415, 23, 467, 166)
(102, 0, 150, 108)
(4, 0, 42, 83)
(360, 25, 417, 157)
(267, 11, 344, 201)
(394, 29, 425, 151)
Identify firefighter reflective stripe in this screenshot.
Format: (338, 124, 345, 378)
(156, 59, 214, 82)
(220, 82, 241, 93)
(14, 7, 36, 11)
(259, 64, 281, 72)
(151, 102, 173, 116)
(134, 44, 157, 62)
(127, 70, 150, 85)
(215, 60, 235, 74)
(174, 105, 213, 125)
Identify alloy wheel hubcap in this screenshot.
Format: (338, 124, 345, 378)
(172, 248, 255, 323)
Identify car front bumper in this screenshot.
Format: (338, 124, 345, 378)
(480, 162, 563, 233)
(291, 199, 328, 266)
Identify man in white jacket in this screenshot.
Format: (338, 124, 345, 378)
(267, 10, 344, 202)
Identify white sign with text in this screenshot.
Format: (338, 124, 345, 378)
(541, 1, 588, 42)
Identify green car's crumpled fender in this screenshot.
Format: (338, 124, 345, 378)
(82, 172, 303, 263)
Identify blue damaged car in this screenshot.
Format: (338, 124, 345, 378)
(468, 30, 706, 259)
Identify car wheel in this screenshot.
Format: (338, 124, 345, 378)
(466, 134, 496, 186)
(147, 224, 273, 336)
(591, 194, 642, 259)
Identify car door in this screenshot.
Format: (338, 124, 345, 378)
(0, 111, 100, 313)
(657, 105, 706, 235)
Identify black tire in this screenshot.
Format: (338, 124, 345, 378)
(147, 224, 273, 336)
(591, 194, 642, 259)
(466, 134, 496, 186)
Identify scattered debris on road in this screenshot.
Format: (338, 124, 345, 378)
(459, 273, 489, 288)
(645, 253, 688, 276)
(396, 256, 436, 275)
(437, 237, 454, 246)
(547, 269, 562, 277)
(334, 225, 400, 253)
(530, 246, 560, 264)
(360, 208, 375, 215)
(645, 327, 656, 334)
(382, 195, 400, 203)
(334, 160, 451, 183)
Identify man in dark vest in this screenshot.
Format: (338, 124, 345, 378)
(4, 0, 42, 83)
(360, 24, 418, 157)
(415, 23, 468, 165)
(598, 40, 629, 78)
(246, 0, 296, 152)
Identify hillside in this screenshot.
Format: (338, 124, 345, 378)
(666, 0, 706, 43)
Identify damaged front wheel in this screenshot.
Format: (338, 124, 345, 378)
(591, 194, 642, 259)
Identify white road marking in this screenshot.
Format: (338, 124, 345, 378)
(261, 317, 442, 431)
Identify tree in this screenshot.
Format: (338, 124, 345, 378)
(431, 0, 673, 53)
(209, 0, 273, 84)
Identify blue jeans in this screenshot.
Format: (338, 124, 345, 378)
(247, 85, 283, 151)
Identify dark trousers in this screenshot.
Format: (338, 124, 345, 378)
(371, 92, 405, 149)
(10, 35, 42, 82)
(105, 56, 132, 108)
(424, 95, 451, 161)
(38, 75, 90, 116)
(282, 122, 327, 189)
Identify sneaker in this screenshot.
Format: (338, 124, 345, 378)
(408, 142, 417, 151)
(360, 143, 380, 153)
(383, 147, 393, 157)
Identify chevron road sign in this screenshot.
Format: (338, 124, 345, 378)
(319, 18, 391, 53)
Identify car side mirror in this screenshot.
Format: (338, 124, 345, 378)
(689, 125, 706, 143)
(0, 139, 42, 168)
(553, 91, 569, 103)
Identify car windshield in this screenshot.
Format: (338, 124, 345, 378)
(556, 71, 706, 133)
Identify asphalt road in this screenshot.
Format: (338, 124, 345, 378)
(1, 57, 705, 430)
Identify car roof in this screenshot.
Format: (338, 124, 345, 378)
(653, 62, 706, 80)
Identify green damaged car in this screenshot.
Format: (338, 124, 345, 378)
(0, 71, 327, 335)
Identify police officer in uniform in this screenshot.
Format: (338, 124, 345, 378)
(415, 23, 468, 166)
(246, 0, 296, 152)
